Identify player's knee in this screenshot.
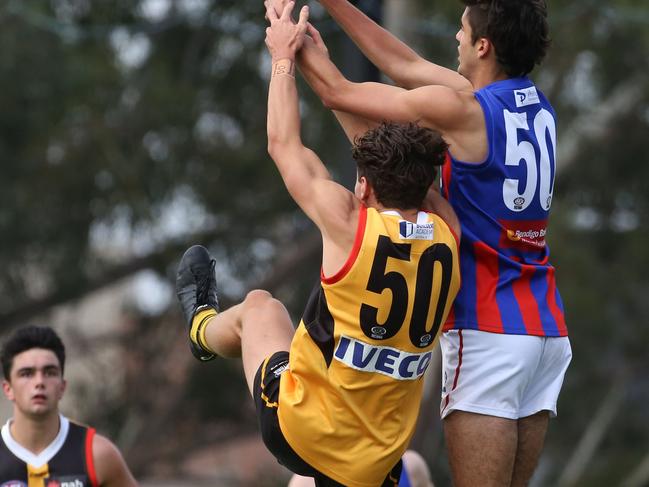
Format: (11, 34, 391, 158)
(241, 289, 291, 336)
(242, 289, 276, 313)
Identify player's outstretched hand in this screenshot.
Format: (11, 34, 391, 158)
(265, 1, 309, 61)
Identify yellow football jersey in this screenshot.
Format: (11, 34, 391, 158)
(278, 205, 461, 487)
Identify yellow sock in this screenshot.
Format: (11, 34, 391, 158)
(190, 307, 217, 354)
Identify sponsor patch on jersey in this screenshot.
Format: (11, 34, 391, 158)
(399, 220, 434, 240)
(334, 335, 433, 381)
(45, 476, 87, 487)
(499, 219, 547, 250)
(514, 86, 540, 108)
(1, 482, 27, 487)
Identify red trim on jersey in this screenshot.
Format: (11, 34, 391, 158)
(321, 205, 367, 284)
(442, 330, 464, 413)
(441, 152, 452, 200)
(85, 427, 99, 487)
(546, 267, 568, 336)
(511, 265, 540, 334)
(474, 241, 504, 332)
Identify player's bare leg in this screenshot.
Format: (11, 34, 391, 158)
(444, 411, 517, 487)
(203, 289, 294, 394)
(510, 411, 549, 487)
(176, 245, 293, 394)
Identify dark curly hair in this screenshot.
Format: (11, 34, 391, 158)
(352, 122, 448, 210)
(461, 0, 550, 77)
(1, 326, 66, 379)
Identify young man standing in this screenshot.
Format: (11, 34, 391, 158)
(176, 3, 460, 486)
(265, 0, 573, 485)
(0, 325, 137, 486)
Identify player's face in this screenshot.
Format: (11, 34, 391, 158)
(2, 348, 66, 419)
(455, 8, 476, 78)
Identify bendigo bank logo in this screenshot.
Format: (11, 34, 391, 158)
(500, 219, 547, 250)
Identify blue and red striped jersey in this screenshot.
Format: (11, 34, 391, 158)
(441, 77, 567, 337)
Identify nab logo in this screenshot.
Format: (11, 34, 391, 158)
(45, 478, 85, 487)
(514, 86, 540, 108)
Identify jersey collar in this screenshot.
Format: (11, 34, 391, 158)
(1, 414, 69, 467)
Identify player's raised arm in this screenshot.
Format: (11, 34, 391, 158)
(318, 0, 470, 90)
(265, 3, 328, 204)
(293, 35, 468, 136)
(266, 2, 356, 231)
(264, 1, 471, 146)
(268, 0, 471, 91)
(264, 1, 378, 143)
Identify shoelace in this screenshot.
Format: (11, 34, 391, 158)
(194, 259, 216, 305)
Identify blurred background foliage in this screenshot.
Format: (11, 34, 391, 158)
(0, 0, 647, 485)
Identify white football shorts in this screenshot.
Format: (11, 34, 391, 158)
(440, 329, 572, 420)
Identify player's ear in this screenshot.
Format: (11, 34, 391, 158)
(2, 379, 15, 401)
(476, 36, 491, 59)
(358, 176, 370, 201)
